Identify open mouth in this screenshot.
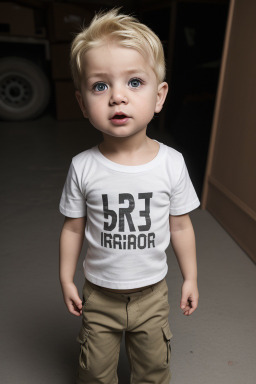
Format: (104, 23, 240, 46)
(110, 112, 130, 125)
(112, 114, 127, 119)
(111, 112, 128, 120)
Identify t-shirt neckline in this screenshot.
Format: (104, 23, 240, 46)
(92, 140, 165, 173)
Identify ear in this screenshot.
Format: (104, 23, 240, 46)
(155, 82, 168, 113)
(75, 91, 88, 118)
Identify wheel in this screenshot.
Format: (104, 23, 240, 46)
(0, 57, 50, 121)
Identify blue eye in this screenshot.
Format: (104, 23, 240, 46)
(129, 78, 142, 88)
(93, 82, 107, 92)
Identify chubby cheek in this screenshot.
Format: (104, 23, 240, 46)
(87, 113, 103, 128)
(84, 97, 102, 118)
(141, 99, 157, 120)
(86, 104, 107, 128)
(138, 89, 158, 113)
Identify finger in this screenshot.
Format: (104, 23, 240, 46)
(182, 306, 190, 316)
(73, 298, 82, 310)
(185, 299, 198, 316)
(180, 298, 188, 310)
(67, 304, 81, 316)
(188, 301, 198, 315)
(73, 299, 83, 314)
(67, 300, 82, 316)
(71, 309, 81, 317)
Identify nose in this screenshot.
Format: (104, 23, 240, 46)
(109, 86, 128, 105)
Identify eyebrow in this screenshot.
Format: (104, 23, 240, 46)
(86, 68, 149, 80)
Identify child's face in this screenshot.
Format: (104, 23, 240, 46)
(76, 43, 168, 140)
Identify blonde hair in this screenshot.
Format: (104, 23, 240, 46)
(70, 8, 166, 90)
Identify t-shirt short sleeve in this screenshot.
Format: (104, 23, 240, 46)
(59, 162, 86, 218)
(169, 157, 200, 215)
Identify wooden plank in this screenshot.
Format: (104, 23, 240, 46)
(201, 0, 235, 208)
(207, 182, 256, 262)
(208, 176, 256, 222)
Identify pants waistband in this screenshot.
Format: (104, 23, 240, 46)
(85, 278, 165, 299)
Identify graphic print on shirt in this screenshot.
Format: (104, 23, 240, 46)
(100, 193, 155, 250)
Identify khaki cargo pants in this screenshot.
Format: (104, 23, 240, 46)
(76, 278, 172, 384)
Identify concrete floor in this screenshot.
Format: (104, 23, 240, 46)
(1, 115, 255, 384)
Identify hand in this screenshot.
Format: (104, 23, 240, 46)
(180, 279, 199, 316)
(61, 282, 83, 316)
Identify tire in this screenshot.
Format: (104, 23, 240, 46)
(0, 57, 50, 121)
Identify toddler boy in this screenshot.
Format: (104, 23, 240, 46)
(59, 8, 200, 384)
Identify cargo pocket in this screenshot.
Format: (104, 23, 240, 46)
(77, 326, 90, 370)
(161, 322, 173, 367)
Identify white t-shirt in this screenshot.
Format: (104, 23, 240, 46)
(59, 141, 200, 289)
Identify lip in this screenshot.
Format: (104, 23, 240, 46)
(110, 111, 130, 125)
(110, 111, 128, 119)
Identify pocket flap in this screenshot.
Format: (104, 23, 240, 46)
(161, 322, 173, 341)
(77, 326, 90, 344)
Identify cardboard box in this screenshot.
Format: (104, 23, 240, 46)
(48, 2, 94, 42)
(55, 81, 83, 120)
(0, 2, 35, 37)
(51, 43, 71, 79)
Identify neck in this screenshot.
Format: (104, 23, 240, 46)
(100, 129, 150, 155)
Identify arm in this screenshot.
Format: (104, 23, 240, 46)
(59, 216, 86, 316)
(169, 214, 199, 316)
